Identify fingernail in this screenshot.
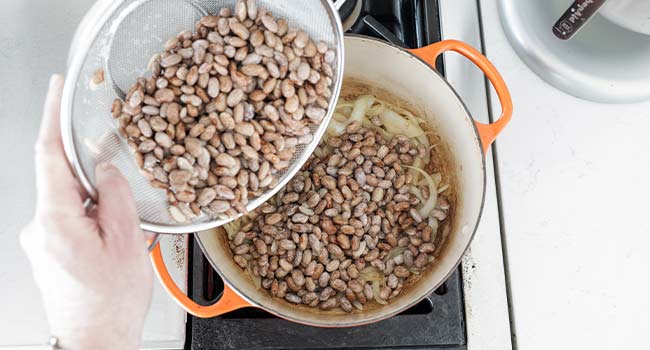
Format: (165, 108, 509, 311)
(95, 163, 119, 183)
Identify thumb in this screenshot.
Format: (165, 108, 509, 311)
(95, 163, 141, 241)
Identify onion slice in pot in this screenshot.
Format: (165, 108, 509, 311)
(404, 165, 438, 218)
(371, 281, 388, 305)
(359, 266, 384, 283)
(378, 108, 424, 138)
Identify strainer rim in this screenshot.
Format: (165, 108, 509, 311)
(61, 0, 345, 234)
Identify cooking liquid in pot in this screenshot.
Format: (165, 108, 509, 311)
(223, 82, 457, 313)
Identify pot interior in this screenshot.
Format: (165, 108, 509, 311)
(196, 35, 486, 327)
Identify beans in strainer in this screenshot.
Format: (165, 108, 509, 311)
(111, 0, 336, 222)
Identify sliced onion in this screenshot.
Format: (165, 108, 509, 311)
(404, 165, 438, 218)
(416, 135, 431, 164)
(357, 111, 387, 137)
(350, 95, 375, 123)
(366, 101, 385, 117)
(391, 105, 427, 128)
(391, 104, 418, 119)
(437, 183, 449, 193)
(405, 113, 425, 134)
(327, 120, 348, 136)
(333, 112, 348, 122)
(395, 106, 428, 135)
(374, 126, 392, 140)
(359, 266, 384, 282)
(432, 173, 442, 186)
(410, 157, 423, 183)
(428, 217, 439, 242)
(416, 135, 430, 147)
(384, 246, 407, 263)
(409, 186, 425, 203)
(246, 261, 262, 289)
(335, 102, 354, 110)
(353, 241, 367, 258)
(371, 281, 388, 305)
(378, 108, 424, 138)
(318, 146, 332, 158)
(313, 147, 324, 158)
(224, 221, 241, 240)
(361, 115, 376, 129)
(327, 96, 374, 137)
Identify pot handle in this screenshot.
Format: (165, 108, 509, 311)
(409, 40, 512, 154)
(149, 240, 251, 318)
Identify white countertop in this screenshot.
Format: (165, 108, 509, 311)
(0, 1, 186, 348)
(480, 0, 650, 348)
(439, 1, 512, 349)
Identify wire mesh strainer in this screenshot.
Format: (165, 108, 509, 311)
(61, 0, 344, 234)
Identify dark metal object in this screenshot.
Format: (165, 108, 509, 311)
(553, 0, 607, 40)
(188, 238, 466, 350)
(187, 1, 466, 348)
(335, 0, 358, 23)
(347, 0, 444, 72)
(348, 1, 441, 45)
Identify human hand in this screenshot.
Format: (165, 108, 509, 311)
(20, 75, 153, 350)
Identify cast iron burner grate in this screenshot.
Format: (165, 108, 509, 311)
(187, 1, 464, 349)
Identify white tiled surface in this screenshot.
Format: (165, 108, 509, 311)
(481, 0, 650, 348)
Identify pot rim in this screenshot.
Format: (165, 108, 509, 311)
(196, 34, 488, 327)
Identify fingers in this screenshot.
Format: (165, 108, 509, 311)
(143, 231, 158, 241)
(19, 222, 40, 260)
(37, 75, 65, 151)
(18, 223, 49, 291)
(35, 74, 85, 217)
(95, 163, 142, 241)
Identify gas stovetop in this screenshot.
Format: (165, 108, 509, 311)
(186, 1, 466, 349)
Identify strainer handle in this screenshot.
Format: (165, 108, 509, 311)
(146, 234, 162, 252)
(409, 40, 513, 155)
(150, 241, 251, 318)
(84, 198, 161, 251)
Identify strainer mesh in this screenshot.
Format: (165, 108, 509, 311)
(68, 0, 343, 232)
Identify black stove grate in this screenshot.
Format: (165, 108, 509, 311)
(346, 0, 444, 72)
(187, 1, 465, 348)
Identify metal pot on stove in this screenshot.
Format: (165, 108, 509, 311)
(151, 35, 513, 327)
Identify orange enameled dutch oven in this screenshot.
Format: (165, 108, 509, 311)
(151, 35, 512, 327)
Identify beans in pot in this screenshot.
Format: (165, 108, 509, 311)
(226, 122, 451, 312)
